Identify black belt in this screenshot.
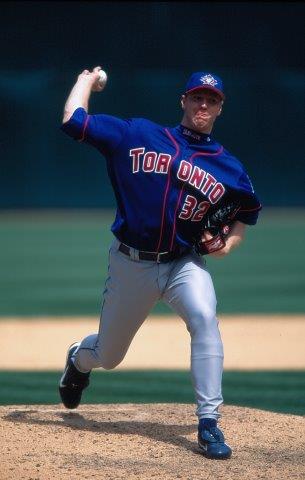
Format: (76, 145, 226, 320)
(118, 243, 188, 263)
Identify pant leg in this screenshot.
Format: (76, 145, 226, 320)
(74, 239, 160, 372)
(161, 251, 224, 420)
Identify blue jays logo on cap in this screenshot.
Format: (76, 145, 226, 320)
(184, 72, 225, 100)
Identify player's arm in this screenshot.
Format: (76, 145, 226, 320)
(62, 66, 104, 123)
(202, 221, 246, 258)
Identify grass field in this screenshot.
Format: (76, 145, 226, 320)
(0, 208, 304, 316)
(1, 210, 304, 416)
(0, 370, 304, 415)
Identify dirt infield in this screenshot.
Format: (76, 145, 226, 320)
(1, 403, 305, 480)
(1, 316, 305, 479)
(0, 315, 304, 370)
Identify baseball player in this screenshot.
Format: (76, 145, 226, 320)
(59, 66, 261, 460)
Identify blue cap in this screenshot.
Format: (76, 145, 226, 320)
(184, 72, 225, 100)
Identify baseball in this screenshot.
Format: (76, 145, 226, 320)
(98, 69, 108, 89)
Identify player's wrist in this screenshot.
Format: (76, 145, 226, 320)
(209, 244, 229, 257)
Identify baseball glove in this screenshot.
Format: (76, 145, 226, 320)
(195, 202, 241, 255)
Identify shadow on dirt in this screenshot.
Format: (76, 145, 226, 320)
(3, 409, 201, 454)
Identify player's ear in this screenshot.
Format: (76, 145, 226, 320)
(217, 101, 223, 116)
(181, 95, 186, 110)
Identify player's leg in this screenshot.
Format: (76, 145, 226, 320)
(72, 238, 160, 372)
(161, 251, 224, 420)
(161, 252, 231, 458)
(59, 238, 160, 408)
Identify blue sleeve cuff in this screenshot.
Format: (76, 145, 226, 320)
(236, 209, 261, 225)
(60, 107, 88, 140)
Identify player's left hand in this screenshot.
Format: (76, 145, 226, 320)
(201, 230, 229, 257)
(195, 201, 241, 257)
(201, 220, 246, 257)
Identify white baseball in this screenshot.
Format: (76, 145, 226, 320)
(98, 69, 108, 89)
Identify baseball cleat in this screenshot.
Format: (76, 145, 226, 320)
(198, 418, 232, 460)
(59, 342, 91, 409)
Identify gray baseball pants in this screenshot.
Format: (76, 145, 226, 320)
(73, 237, 224, 420)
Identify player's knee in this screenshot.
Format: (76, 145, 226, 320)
(188, 309, 217, 336)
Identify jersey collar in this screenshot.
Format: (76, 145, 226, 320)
(177, 124, 212, 143)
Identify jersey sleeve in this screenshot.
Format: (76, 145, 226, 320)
(60, 107, 131, 156)
(235, 170, 262, 225)
(236, 194, 262, 225)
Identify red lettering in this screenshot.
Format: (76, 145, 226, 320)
(189, 166, 206, 190)
(130, 147, 145, 173)
(179, 195, 197, 220)
(177, 160, 192, 181)
(155, 153, 171, 173)
(143, 152, 157, 172)
(192, 201, 210, 221)
(209, 183, 225, 204)
(201, 173, 216, 194)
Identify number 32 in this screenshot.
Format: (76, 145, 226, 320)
(179, 195, 210, 221)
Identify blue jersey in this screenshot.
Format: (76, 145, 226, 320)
(61, 107, 262, 252)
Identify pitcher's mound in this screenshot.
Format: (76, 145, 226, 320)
(1, 404, 304, 480)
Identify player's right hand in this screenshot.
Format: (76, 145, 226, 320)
(77, 66, 104, 92)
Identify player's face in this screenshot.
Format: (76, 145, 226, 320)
(180, 90, 223, 134)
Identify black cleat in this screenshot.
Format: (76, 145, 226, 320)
(59, 342, 91, 409)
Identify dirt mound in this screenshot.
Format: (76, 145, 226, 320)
(1, 404, 304, 480)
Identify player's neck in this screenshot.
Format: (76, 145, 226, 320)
(180, 120, 212, 136)
(179, 123, 212, 142)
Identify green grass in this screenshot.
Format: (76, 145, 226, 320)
(0, 208, 304, 315)
(0, 370, 304, 416)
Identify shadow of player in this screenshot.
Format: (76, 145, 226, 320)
(3, 409, 201, 455)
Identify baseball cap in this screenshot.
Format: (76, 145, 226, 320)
(184, 72, 225, 100)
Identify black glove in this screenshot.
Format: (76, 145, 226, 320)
(195, 202, 241, 255)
